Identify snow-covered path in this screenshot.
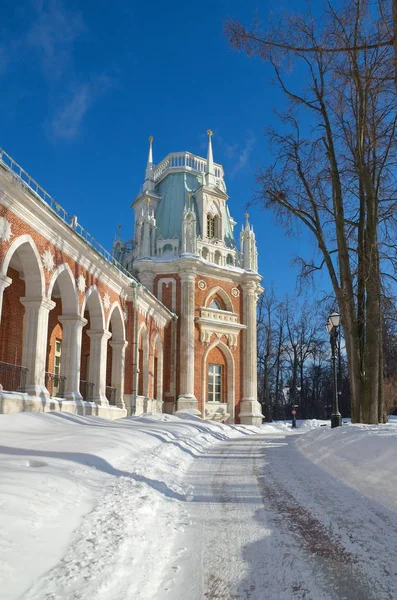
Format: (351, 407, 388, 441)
(164, 431, 397, 600)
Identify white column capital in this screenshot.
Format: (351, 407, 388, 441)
(20, 296, 56, 311)
(110, 340, 128, 350)
(87, 329, 112, 341)
(58, 314, 87, 328)
(0, 273, 12, 290)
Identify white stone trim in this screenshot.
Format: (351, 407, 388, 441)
(157, 277, 176, 312)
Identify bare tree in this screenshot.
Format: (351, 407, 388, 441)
(227, 0, 397, 423)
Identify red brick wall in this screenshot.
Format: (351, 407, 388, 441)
(0, 267, 25, 366)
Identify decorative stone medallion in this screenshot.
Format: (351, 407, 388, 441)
(41, 249, 55, 272)
(198, 280, 207, 290)
(76, 274, 86, 294)
(0, 217, 12, 242)
(231, 287, 240, 298)
(103, 292, 111, 310)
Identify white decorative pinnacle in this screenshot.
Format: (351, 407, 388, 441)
(76, 274, 86, 294)
(0, 217, 13, 242)
(41, 248, 55, 272)
(103, 292, 111, 310)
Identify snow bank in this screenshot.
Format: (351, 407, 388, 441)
(0, 412, 263, 600)
(296, 421, 397, 511)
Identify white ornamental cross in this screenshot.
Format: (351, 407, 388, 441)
(76, 274, 86, 294)
(42, 249, 55, 272)
(0, 217, 12, 242)
(103, 292, 111, 310)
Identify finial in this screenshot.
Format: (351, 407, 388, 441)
(146, 196, 150, 207)
(207, 129, 213, 136)
(245, 213, 249, 227)
(187, 193, 191, 210)
(149, 136, 153, 142)
(117, 224, 122, 240)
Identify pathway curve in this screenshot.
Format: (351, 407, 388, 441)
(162, 431, 397, 600)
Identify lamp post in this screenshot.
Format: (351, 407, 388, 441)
(326, 312, 342, 428)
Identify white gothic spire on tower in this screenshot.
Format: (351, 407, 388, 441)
(205, 130, 217, 188)
(143, 136, 155, 192)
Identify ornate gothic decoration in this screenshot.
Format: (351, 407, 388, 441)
(198, 280, 207, 291)
(231, 287, 240, 298)
(0, 217, 12, 242)
(76, 274, 86, 294)
(103, 292, 111, 310)
(41, 249, 55, 272)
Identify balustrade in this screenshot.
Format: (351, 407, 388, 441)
(0, 361, 28, 392)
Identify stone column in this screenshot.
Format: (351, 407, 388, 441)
(20, 296, 56, 397)
(177, 269, 200, 415)
(87, 329, 112, 405)
(110, 340, 128, 409)
(0, 273, 11, 325)
(58, 315, 87, 401)
(238, 281, 263, 425)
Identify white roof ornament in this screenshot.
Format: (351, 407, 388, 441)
(205, 130, 216, 188)
(143, 136, 155, 192)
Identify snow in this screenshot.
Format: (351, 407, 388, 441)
(1, 412, 397, 599)
(0, 411, 261, 599)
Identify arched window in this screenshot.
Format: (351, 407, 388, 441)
(209, 299, 222, 310)
(207, 214, 215, 238)
(226, 254, 234, 266)
(202, 247, 209, 260)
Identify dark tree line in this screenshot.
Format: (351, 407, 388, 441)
(257, 290, 397, 421)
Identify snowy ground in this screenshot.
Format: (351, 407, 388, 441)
(1, 413, 397, 599)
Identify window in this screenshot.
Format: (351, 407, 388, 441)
(209, 299, 222, 310)
(208, 364, 222, 402)
(207, 214, 215, 238)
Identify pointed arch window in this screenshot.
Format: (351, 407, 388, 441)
(209, 299, 222, 310)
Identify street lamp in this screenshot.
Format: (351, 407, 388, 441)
(326, 312, 342, 428)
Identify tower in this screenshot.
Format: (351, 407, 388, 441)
(118, 132, 263, 424)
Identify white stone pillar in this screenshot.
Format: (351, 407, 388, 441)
(20, 296, 56, 397)
(238, 281, 263, 425)
(58, 315, 87, 401)
(0, 273, 11, 325)
(87, 329, 112, 405)
(110, 340, 128, 409)
(177, 269, 200, 415)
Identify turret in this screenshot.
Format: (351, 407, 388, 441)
(240, 213, 258, 272)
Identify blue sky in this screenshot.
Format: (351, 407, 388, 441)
(0, 0, 328, 299)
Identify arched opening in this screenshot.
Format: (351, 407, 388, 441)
(202, 340, 235, 422)
(152, 333, 163, 402)
(0, 236, 46, 395)
(202, 247, 209, 261)
(80, 286, 107, 403)
(214, 250, 222, 265)
(209, 298, 225, 310)
(138, 323, 149, 398)
(162, 244, 174, 257)
(226, 254, 234, 266)
(106, 303, 127, 408)
(45, 265, 79, 398)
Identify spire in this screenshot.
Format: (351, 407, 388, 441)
(245, 213, 250, 229)
(143, 136, 155, 192)
(205, 130, 216, 187)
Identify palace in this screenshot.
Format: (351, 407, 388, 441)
(0, 132, 263, 424)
